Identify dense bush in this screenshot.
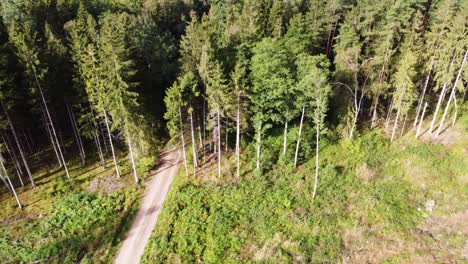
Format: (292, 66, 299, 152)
(142, 132, 424, 263)
(0, 191, 137, 263)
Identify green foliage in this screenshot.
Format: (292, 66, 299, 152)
(142, 131, 432, 263)
(0, 190, 137, 263)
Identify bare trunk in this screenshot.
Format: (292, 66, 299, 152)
(225, 119, 228, 152)
(44, 112, 62, 167)
(384, 99, 394, 130)
(127, 135, 138, 183)
(99, 121, 109, 154)
(236, 95, 241, 178)
(217, 111, 221, 178)
(2, 135, 24, 187)
(349, 111, 358, 140)
(0, 154, 22, 209)
(429, 82, 448, 133)
(370, 97, 379, 129)
(94, 132, 106, 168)
(282, 121, 288, 156)
(294, 106, 305, 168)
(22, 131, 33, 154)
(33, 67, 70, 179)
(179, 106, 188, 177)
(416, 102, 428, 138)
(203, 100, 206, 162)
(400, 113, 408, 137)
(391, 107, 401, 142)
(1, 101, 35, 187)
(438, 49, 467, 132)
(103, 108, 120, 178)
(189, 110, 198, 169)
(414, 65, 433, 127)
(256, 122, 262, 170)
(67, 104, 85, 165)
(312, 101, 320, 200)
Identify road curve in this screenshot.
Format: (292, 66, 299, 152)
(114, 149, 179, 264)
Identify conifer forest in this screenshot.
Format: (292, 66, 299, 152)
(0, 0, 467, 263)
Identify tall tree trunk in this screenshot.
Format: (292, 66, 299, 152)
(1, 101, 35, 187)
(370, 97, 379, 129)
(294, 106, 305, 168)
(384, 99, 393, 130)
(429, 82, 448, 133)
(94, 132, 106, 168)
(225, 118, 228, 152)
(414, 64, 433, 127)
(103, 108, 120, 178)
(22, 130, 33, 154)
(391, 107, 401, 142)
(236, 94, 241, 178)
(32, 67, 70, 179)
(179, 106, 188, 177)
(282, 121, 288, 156)
(99, 121, 109, 154)
(326, 20, 338, 57)
(0, 153, 22, 209)
(2, 135, 24, 187)
(127, 134, 138, 183)
(256, 122, 262, 170)
(437, 49, 467, 134)
(189, 110, 198, 170)
(217, 111, 221, 178)
(70, 106, 85, 161)
(67, 104, 85, 166)
(400, 113, 408, 137)
(416, 102, 428, 138)
(44, 112, 62, 167)
(203, 99, 206, 162)
(312, 102, 320, 200)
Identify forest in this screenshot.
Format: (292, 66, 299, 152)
(0, 0, 467, 263)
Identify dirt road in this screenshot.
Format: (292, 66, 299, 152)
(114, 149, 179, 264)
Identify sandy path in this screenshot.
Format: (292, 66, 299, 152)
(114, 149, 179, 264)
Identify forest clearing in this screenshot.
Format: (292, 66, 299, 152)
(0, 0, 467, 263)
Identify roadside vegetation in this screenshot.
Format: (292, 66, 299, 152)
(142, 115, 468, 263)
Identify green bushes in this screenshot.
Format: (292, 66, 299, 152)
(0, 191, 137, 263)
(143, 130, 463, 263)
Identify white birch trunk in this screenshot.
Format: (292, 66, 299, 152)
(416, 102, 428, 138)
(391, 107, 401, 142)
(437, 49, 467, 133)
(217, 111, 221, 178)
(67, 104, 85, 165)
(370, 97, 378, 129)
(0, 154, 22, 209)
(282, 121, 288, 156)
(100, 121, 109, 154)
(312, 102, 320, 200)
(32, 67, 70, 179)
(2, 135, 24, 187)
(179, 106, 188, 177)
(1, 101, 35, 187)
(44, 111, 62, 167)
(103, 108, 120, 178)
(256, 122, 262, 170)
(127, 135, 138, 183)
(413, 65, 433, 127)
(294, 106, 305, 168)
(384, 99, 393, 130)
(429, 82, 447, 133)
(94, 132, 106, 168)
(189, 110, 198, 169)
(400, 113, 408, 137)
(236, 94, 241, 178)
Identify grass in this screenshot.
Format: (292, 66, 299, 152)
(142, 114, 467, 263)
(0, 148, 156, 263)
